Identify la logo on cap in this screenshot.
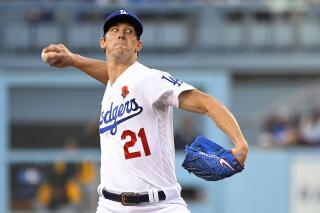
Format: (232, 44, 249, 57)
(120, 10, 128, 15)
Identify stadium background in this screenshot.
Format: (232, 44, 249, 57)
(1, 0, 320, 212)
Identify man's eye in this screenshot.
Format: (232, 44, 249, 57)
(126, 29, 133, 34)
(111, 28, 118, 32)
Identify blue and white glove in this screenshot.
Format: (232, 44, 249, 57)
(182, 136, 244, 181)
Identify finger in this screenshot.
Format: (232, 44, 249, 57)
(45, 52, 60, 65)
(43, 44, 55, 53)
(57, 43, 65, 49)
(49, 62, 60, 67)
(43, 44, 61, 53)
(46, 52, 59, 60)
(48, 52, 68, 67)
(49, 61, 59, 67)
(50, 60, 64, 68)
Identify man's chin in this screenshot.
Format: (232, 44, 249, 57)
(108, 49, 134, 60)
(112, 52, 132, 61)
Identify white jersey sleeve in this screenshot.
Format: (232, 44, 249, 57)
(141, 71, 195, 109)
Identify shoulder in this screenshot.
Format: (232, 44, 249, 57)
(134, 62, 169, 81)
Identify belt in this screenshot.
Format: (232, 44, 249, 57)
(102, 189, 166, 206)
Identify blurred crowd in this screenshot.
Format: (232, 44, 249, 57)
(22, 0, 320, 31)
(10, 114, 199, 212)
(17, 0, 320, 6)
(259, 108, 320, 148)
(11, 118, 100, 212)
(12, 161, 98, 213)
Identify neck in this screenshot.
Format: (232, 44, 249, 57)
(107, 58, 136, 85)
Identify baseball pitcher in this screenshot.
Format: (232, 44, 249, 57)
(42, 9, 249, 213)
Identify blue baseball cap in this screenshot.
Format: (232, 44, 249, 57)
(103, 9, 143, 39)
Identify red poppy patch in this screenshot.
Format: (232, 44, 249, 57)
(121, 85, 129, 98)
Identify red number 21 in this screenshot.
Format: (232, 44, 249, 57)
(121, 128, 151, 160)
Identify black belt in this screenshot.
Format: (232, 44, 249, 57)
(102, 189, 166, 206)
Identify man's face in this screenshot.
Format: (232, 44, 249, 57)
(100, 22, 142, 61)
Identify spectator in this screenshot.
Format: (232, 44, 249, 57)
(259, 109, 299, 148)
(299, 110, 320, 145)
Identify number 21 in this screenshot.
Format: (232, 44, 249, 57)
(121, 128, 151, 160)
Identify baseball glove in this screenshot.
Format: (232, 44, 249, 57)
(182, 136, 244, 181)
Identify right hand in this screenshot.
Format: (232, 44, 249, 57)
(42, 44, 76, 68)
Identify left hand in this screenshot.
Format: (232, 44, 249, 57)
(232, 144, 249, 167)
(182, 136, 245, 181)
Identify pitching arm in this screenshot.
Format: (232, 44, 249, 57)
(42, 44, 109, 85)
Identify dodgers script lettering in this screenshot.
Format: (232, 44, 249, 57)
(99, 98, 143, 135)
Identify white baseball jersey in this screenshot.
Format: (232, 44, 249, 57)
(99, 62, 194, 200)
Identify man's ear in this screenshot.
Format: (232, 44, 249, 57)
(136, 40, 143, 52)
(99, 36, 107, 50)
